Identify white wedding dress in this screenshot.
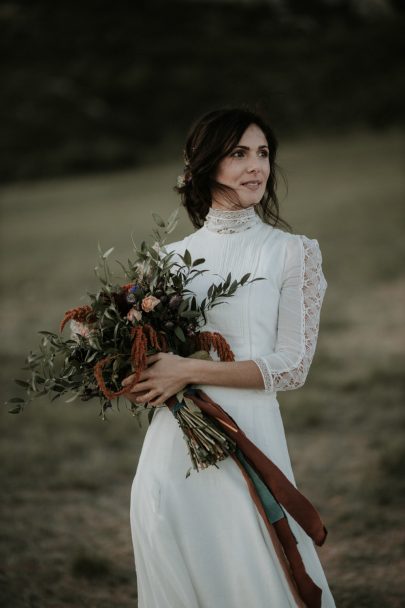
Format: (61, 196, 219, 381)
(130, 205, 336, 607)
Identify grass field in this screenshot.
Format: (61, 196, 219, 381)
(1, 128, 404, 607)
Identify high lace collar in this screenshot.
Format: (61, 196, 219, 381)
(203, 205, 262, 234)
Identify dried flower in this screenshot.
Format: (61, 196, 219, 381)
(60, 305, 96, 333)
(70, 319, 93, 340)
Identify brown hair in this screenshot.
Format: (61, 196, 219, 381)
(173, 105, 292, 232)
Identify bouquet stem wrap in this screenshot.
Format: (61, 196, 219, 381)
(166, 387, 327, 608)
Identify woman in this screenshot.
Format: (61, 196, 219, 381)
(123, 107, 336, 607)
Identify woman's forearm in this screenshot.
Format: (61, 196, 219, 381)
(184, 358, 265, 390)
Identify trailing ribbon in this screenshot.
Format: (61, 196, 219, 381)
(166, 387, 327, 608)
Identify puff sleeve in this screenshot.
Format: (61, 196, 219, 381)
(252, 235, 327, 393)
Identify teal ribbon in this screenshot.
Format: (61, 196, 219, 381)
(235, 447, 285, 524)
(172, 387, 198, 415)
(181, 389, 285, 525)
(172, 399, 187, 415)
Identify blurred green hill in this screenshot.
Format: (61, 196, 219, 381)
(1, 0, 404, 182)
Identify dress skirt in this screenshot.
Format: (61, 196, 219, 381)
(130, 385, 336, 608)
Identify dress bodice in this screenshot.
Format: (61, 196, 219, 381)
(163, 205, 327, 395)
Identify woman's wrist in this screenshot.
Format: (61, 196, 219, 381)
(182, 357, 202, 385)
(183, 357, 265, 390)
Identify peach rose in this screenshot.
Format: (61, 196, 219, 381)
(141, 295, 161, 313)
(127, 308, 143, 322)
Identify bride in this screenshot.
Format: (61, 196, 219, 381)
(122, 107, 337, 607)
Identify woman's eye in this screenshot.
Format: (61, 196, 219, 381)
(231, 150, 269, 158)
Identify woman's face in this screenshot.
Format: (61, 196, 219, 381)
(212, 123, 271, 210)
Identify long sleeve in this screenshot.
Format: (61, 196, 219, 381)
(252, 234, 327, 393)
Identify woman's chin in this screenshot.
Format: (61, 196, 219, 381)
(240, 196, 262, 208)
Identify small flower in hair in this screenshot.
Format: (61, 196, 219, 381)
(177, 174, 186, 188)
(177, 169, 192, 188)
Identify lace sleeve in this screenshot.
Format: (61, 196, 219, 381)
(252, 235, 327, 393)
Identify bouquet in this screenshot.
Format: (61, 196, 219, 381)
(8, 208, 263, 476)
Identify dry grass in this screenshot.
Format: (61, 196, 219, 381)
(1, 127, 404, 607)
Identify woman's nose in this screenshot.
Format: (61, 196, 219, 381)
(246, 157, 261, 173)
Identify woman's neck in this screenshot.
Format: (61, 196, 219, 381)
(203, 205, 262, 234)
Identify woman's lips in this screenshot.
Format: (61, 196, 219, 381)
(241, 181, 262, 191)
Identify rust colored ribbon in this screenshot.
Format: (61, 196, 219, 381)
(166, 388, 327, 608)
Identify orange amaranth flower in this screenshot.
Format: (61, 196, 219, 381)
(94, 355, 142, 400)
(194, 331, 235, 362)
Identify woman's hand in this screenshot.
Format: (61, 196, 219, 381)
(121, 352, 191, 407)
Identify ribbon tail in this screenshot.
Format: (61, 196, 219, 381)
(232, 453, 322, 608)
(186, 388, 328, 547)
(274, 518, 323, 608)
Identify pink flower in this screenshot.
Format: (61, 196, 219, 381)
(141, 295, 161, 313)
(127, 308, 143, 322)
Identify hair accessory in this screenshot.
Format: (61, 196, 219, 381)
(177, 174, 186, 188)
(176, 169, 192, 188)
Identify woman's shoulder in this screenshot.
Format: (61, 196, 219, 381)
(271, 227, 323, 253)
(263, 228, 325, 276)
(259, 224, 303, 250)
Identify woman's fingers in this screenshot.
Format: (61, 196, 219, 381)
(122, 352, 172, 387)
(129, 381, 154, 394)
(130, 391, 163, 407)
(124, 390, 153, 405)
(122, 369, 149, 387)
(121, 373, 135, 387)
(138, 390, 161, 404)
(149, 394, 167, 406)
(146, 353, 161, 365)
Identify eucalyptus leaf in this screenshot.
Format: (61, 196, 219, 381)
(8, 406, 23, 414)
(14, 379, 30, 388)
(102, 247, 114, 260)
(174, 325, 186, 342)
(152, 213, 165, 228)
(165, 208, 179, 233)
(192, 258, 205, 267)
(65, 392, 80, 403)
(148, 408, 155, 425)
(183, 249, 191, 266)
